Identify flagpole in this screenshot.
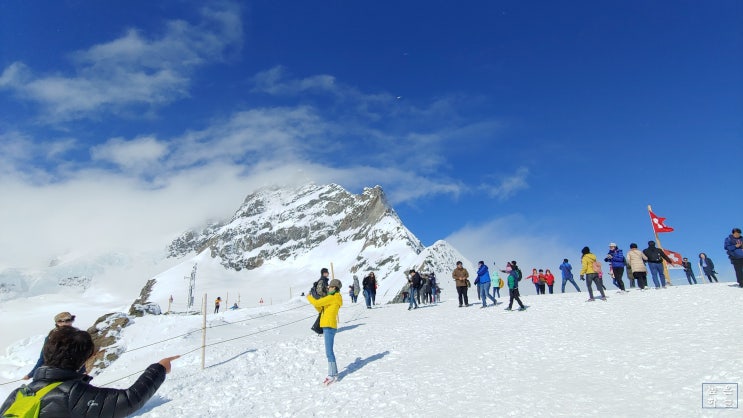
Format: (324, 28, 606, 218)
(648, 205, 671, 286)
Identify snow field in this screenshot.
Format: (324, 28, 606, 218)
(2, 282, 741, 417)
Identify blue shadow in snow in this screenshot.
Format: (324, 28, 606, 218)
(337, 323, 364, 333)
(130, 394, 170, 417)
(206, 348, 257, 369)
(337, 350, 390, 381)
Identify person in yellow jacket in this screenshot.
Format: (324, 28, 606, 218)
(580, 246, 606, 301)
(307, 278, 343, 385)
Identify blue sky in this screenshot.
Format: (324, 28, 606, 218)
(0, 1, 740, 282)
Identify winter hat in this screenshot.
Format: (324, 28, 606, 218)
(609, 242, 617, 247)
(54, 312, 75, 323)
(581, 246, 590, 255)
(456, 261, 462, 266)
(563, 258, 568, 263)
(648, 241, 656, 247)
(328, 279, 342, 289)
(510, 260, 518, 266)
(630, 243, 638, 249)
(321, 268, 329, 275)
(409, 269, 416, 274)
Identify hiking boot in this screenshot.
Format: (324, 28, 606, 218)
(459, 304, 463, 307)
(518, 306, 527, 311)
(504, 307, 512, 311)
(586, 298, 595, 302)
(322, 376, 337, 386)
(600, 296, 607, 301)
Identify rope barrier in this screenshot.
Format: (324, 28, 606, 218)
(100, 312, 318, 386)
(0, 302, 314, 387)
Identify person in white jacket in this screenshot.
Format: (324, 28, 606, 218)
(626, 243, 649, 290)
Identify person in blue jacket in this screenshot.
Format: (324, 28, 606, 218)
(604, 243, 627, 292)
(559, 259, 581, 293)
(724, 227, 743, 287)
(23, 312, 82, 380)
(476, 261, 497, 308)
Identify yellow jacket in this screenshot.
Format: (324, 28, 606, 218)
(580, 253, 597, 275)
(307, 292, 343, 329)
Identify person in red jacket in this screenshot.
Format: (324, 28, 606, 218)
(527, 268, 540, 295)
(544, 269, 556, 294)
(1, 326, 178, 417)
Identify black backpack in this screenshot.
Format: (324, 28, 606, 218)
(513, 268, 523, 281)
(647, 249, 662, 263)
(310, 277, 328, 299)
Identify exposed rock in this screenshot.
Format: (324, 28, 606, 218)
(85, 312, 131, 375)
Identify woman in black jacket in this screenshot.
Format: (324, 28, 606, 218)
(698, 253, 718, 283)
(1, 326, 179, 418)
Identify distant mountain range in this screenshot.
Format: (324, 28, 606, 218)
(0, 183, 471, 308)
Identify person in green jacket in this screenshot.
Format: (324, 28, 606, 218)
(503, 262, 526, 311)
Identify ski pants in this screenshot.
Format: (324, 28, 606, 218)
(633, 271, 648, 289)
(457, 286, 469, 306)
(585, 273, 606, 299)
(508, 288, 524, 309)
(733, 259, 743, 287)
(611, 267, 626, 290)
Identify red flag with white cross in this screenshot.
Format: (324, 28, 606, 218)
(662, 249, 683, 267)
(649, 209, 674, 233)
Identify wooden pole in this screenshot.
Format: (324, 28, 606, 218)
(330, 262, 335, 280)
(201, 293, 207, 370)
(648, 205, 671, 286)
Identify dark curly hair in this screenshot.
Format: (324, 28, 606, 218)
(43, 326, 94, 370)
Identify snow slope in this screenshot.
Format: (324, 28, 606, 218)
(1, 282, 741, 417)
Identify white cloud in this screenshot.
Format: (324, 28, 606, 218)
(0, 3, 242, 121)
(446, 215, 575, 296)
(0, 62, 527, 270)
(482, 167, 529, 200)
(91, 136, 169, 174)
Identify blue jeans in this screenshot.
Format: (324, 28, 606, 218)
(323, 327, 338, 377)
(363, 289, 372, 307)
(561, 277, 581, 292)
(409, 288, 419, 308)
(648, 263, 666, 287)
(479, 282, 497, 306)
(492, 286, 500, 298)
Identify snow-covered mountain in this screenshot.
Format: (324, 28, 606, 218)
(144, 183, 471, 313)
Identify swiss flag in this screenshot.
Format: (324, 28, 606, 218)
(663, 249, 683, 267)
(649, 210, 674, 233)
